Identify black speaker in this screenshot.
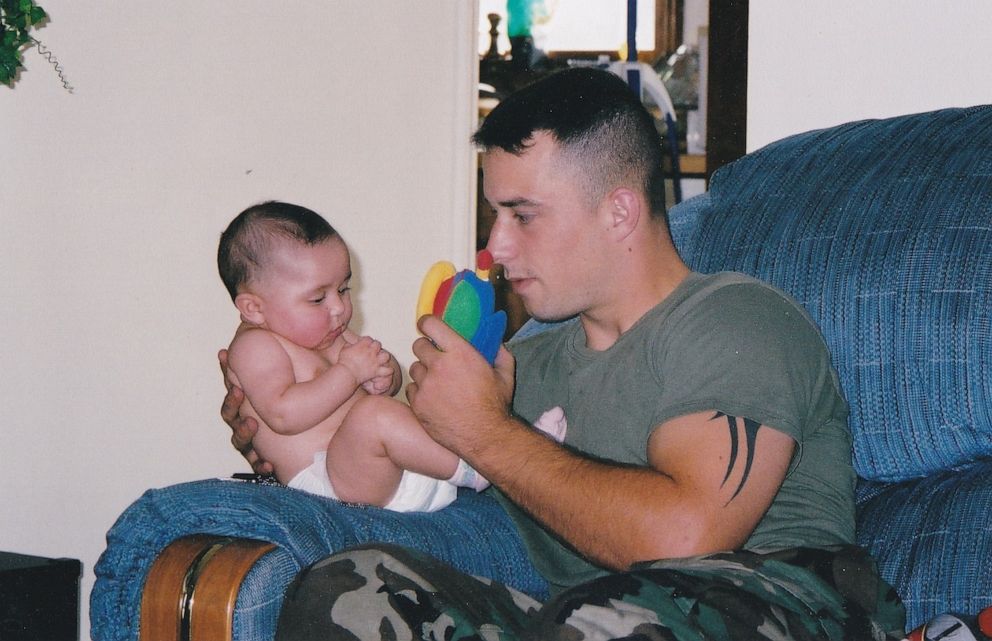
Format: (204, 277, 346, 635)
(0, 552, 81, 641)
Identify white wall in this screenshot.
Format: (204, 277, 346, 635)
(747, 1, 992, 150)
(0, 2, 477, 636)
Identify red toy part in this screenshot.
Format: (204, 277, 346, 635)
(477, 248, 494, 270)
(433, 277, 455, 317)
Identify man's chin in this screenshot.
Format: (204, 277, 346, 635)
(524, 305, 580, 325)
(513, 289, 580, 325)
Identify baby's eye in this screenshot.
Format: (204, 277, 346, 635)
(338, 285, 351, 295)
(310, 294, 326, 304)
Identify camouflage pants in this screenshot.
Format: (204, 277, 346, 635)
(276, 543, 905, 641)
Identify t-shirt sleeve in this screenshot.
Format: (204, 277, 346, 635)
(650, 282, 833, 442)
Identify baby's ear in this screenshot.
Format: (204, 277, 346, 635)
(235, 292, 265, 325)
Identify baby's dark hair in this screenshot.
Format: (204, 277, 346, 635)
(218, 201, 339, 301)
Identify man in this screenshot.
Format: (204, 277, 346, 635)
(223, 68, 904, 640)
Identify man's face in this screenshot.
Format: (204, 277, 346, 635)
(482, 132, 611, 322)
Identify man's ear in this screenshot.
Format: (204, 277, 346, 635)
(606, 187, 641, 240)
(234, 292, 265, 325)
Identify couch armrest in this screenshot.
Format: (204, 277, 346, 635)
(92, 479, 547, 641)
(139, 535, 276, 641)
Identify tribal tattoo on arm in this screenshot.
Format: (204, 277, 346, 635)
(712, 412, 762, 505)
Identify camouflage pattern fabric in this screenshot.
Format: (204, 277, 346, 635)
(276, 543, 905, 641)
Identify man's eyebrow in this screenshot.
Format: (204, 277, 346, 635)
(496, 197, 539, 208)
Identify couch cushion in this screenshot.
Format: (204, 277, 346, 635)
(855, 461, 992, 629)
(669, 106, 992, 482)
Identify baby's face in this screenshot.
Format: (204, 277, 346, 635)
(253, 237, 354, 350)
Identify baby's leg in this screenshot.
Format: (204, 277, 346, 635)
(323, 402, 403, 506)
(326, 395, 469, 506)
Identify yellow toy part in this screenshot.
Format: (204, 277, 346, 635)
(416, 260, 456, 319)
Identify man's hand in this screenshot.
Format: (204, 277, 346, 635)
(406, 315, 514, 454)
(218, 349, 273, 475)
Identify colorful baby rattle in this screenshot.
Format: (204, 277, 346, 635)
(416, 249, 507, 364)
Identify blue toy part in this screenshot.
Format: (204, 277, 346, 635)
(472, 309, 507, 364)
(441, 270, 505, 364)
(418, 253, 506, 365)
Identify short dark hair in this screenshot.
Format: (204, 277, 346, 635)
(473, 67, 667, 217)
(217, 201, 339, 301)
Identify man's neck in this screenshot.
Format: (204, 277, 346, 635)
(579, 256, 690, 351)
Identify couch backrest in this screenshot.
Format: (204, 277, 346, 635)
(669, 106, 992, 482)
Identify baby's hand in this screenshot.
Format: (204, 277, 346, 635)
(338, 336, 385, 386)
(362, 349, 395, 395)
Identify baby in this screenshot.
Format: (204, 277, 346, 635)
(217, 201, 488, 512)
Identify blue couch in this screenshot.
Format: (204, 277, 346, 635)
(91, 106, 992, 639)
(668, 105, 992, 631)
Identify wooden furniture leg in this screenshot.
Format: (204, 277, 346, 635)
(139, 535, 276, 641)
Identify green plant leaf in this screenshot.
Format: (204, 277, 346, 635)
(0, 58, 17, 85)
(0, 0, 46, 88)
(0, 42, 20, 61)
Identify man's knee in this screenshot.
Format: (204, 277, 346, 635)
(525, 572, 675, 641)
(277, 544, 433, 641)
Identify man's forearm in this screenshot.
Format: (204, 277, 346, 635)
(468, 417, 692, 570)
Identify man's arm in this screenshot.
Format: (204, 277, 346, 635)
(408, 316, 794, 570)
(491, 410, 793, 568)
(219, 350, 272, 475)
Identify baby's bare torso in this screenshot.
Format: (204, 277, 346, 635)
(228, 330, 363, 484)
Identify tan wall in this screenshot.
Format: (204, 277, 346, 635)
(0, 2, 477, 635)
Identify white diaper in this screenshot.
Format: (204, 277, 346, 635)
(287, 451, 458, 513)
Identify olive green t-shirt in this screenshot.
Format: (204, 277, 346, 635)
(494, 271, 855, 595)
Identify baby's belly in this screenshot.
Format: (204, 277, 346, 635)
(253, 426, 338, 484)
(248, 397, 359, 484)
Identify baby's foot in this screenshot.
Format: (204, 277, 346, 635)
(448, 459, 490, 492)
(533, 406, 568, 443)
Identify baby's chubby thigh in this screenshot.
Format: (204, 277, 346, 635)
(324, 395, 412, 506)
